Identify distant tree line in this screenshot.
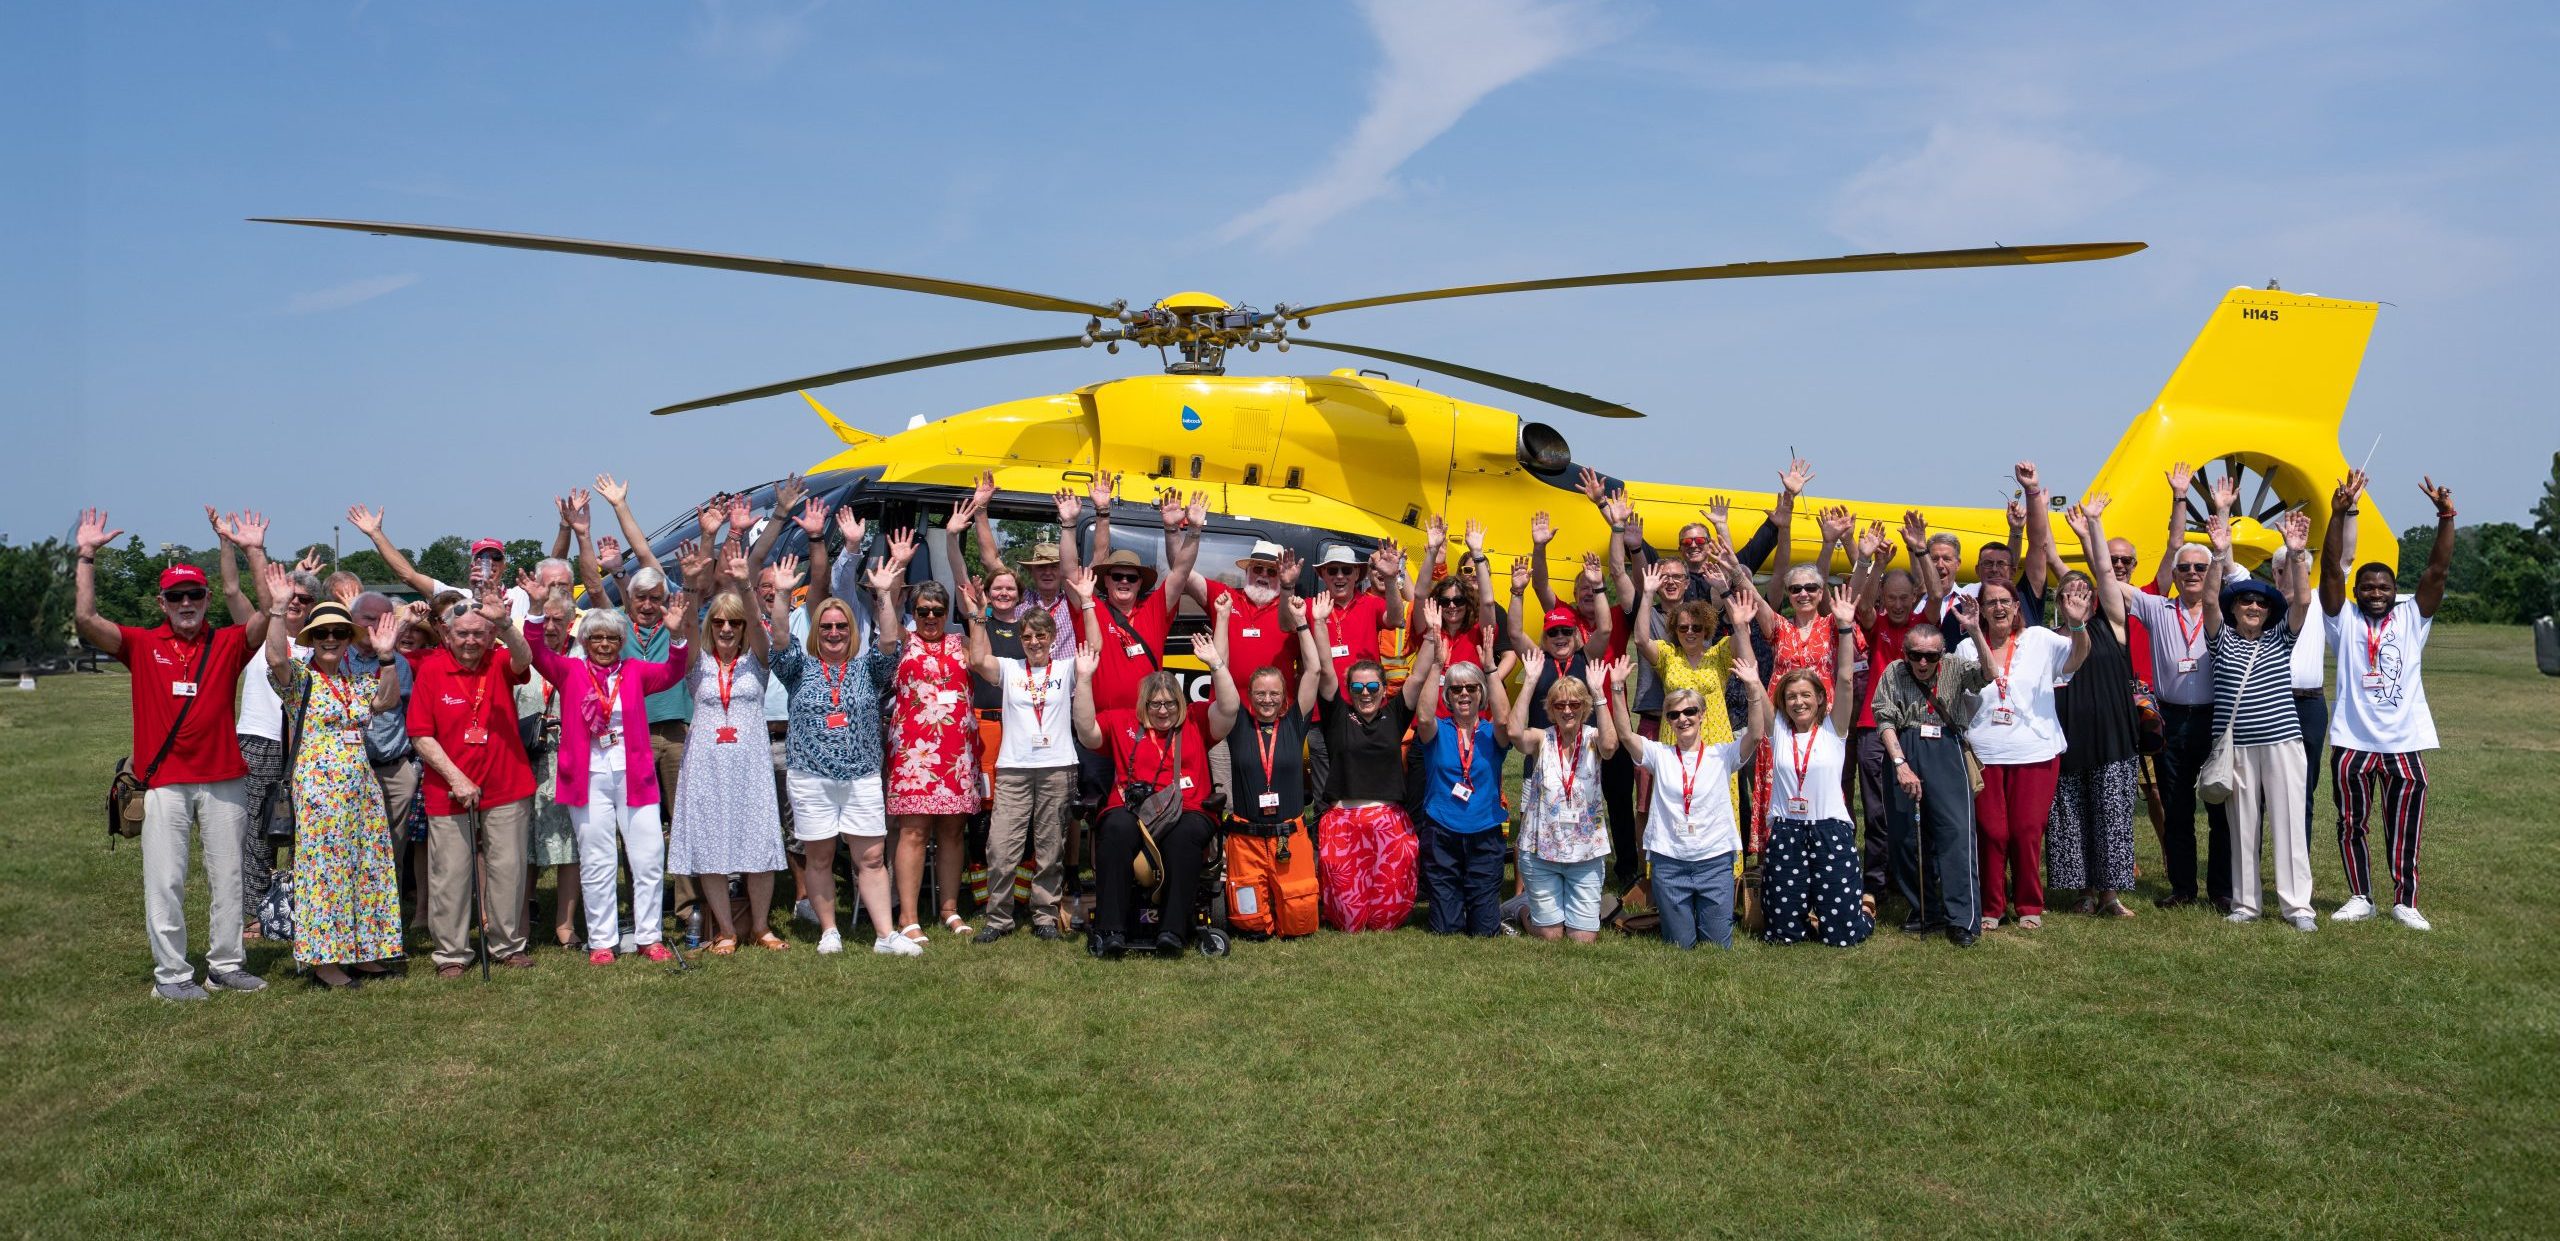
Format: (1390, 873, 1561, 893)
(2391, 451, 2560, 625)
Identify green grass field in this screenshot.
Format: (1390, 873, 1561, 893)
(3, 627, 2556, 1238)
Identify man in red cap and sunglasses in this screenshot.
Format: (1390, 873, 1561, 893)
(74, 507, 277, 1000)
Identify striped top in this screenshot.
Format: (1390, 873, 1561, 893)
(2208, 627, 2300, 746)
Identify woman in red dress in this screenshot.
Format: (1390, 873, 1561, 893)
(884, 530, 983, 943)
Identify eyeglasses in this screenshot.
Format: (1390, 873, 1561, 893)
(1664, 706, 1702, 720)
(1105, 573, 1143, 584)
(1348, 680, 1384, 693)
(911, 606, 947, 618)
(307, 626, 355, 642)
(2108, 556, 2139, 568)
(1144, 699, 1179, 712)
(160, 588, 208, 603)
(816, 621, 851, 632)
(1981, 599, 2016, 610)
(1906, 650, 1944, 663)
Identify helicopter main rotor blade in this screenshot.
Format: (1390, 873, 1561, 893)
(252, 218, 1121, 317)
(653, 336, 1092, 416)
(1287, 338, 1642, 419)
(1283, 241, 2146, 322)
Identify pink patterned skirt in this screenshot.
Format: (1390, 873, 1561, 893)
(1318, 802, 1420, 932)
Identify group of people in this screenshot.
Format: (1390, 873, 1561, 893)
(75, 453, 2460, 998)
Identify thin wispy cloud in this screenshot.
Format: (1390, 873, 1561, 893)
(1829, 124, 2145, 249)
(688, 0, 823, 77)
(285, 272, 418, 315)
(1217, 0, 1619, 249)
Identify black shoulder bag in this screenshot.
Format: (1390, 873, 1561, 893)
(105, 635, 213, 845)
(262, 669, 313, 843)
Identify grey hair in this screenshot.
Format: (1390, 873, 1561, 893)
(440, 600, 482, 626)
(575, 608, 632, 642)
(535, 556, 573, 582)
(1925, 533, 1962, 556)
(351, 590, 395, 620)
(288, 569, 324, 596)
(628, 565, 668, 595)
(1782, 564, 1828, 589)
(1442, 660, 1487, 689)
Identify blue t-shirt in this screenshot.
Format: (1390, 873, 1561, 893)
(769, 635, 894, 781)
(1421, 718, 1508, 833)
(632, 620, 694, 725)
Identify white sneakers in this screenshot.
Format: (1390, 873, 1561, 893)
(2285, 914, 2318, 932)
(2391, 904, 2433, 931)
(816, 928, 842, 955)
(872, 932, 925, 957)
(2331, 896, 2378, 922)
(2225, 910, 2258, 924)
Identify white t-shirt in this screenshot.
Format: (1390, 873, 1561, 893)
(2324, 597, 2437, 753)
(1768, 719, 1851, 822)
(1630, 733, 1748, 862)
(2288, 605, 2326, 692)
(234, 642, 311, 741)
(1954, 627, 2074, 765)
(994, 656, 1077, 769)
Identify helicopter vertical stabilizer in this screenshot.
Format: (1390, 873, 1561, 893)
(800, 391, 880, 447)
(2084, 288, 2393, 569)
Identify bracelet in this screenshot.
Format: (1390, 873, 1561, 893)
(78, 555, 95, 564)
(2068, 622, 2087, 631)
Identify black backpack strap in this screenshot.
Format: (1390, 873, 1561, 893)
(1100, 597, 1162, 670)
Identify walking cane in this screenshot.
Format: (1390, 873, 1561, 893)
(465, 805, 490, 981)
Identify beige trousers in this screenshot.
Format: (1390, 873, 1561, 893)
(2227, 739, 2312, 921)
(983, 766, 1075, 931)
(426, 797, 532, 967)
(141, 779, 251, 986)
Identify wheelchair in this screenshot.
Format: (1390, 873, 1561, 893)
(1082, 795, 1233, 959)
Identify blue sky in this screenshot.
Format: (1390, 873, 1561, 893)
(6, 1, 2554, 552)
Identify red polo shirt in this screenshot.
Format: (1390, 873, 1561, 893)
(1099, 703, 1215, 813)
(1857, 613, 1917, 728)
(1316, 590, 1391, 685)
(1088, 590, 1174, 713)
(1207, 581, 1299, 687)
(406, 647, 535, 816)
(116, 623, 253, 786)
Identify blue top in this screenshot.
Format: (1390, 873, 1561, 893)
(633, 620, 694, 725)
(1421, 718, 1508, 833)
(769, 634, 895, 780)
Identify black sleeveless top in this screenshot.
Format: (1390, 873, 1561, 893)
(2054, 619, 2137, 774)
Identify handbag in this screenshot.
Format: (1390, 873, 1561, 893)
(1129, 726, 1183, 896)
(2129, 679, 2167, 756)
(2195, 639, 2267, 806)
(262, 671, 313, 844)
(259, 866, 298, 945)
(104, 635, 213, 844)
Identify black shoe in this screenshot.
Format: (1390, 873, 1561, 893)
(1899, 916, 1928, 935)
(1153, 931, 1187, 959)
(972, 925, 1012, 945)
(1944, 927, 1978, 948)
(1094, 931, 1127, 959)
(1030, 924, 1062, 942)
(2154, 894, 2197, 910)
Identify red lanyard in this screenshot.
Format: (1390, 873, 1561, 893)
(2364, 610, 2391, 669)
(590, 660, 622, 712)
(1676, 742, 1706, 819)
(820, 658, 850, 709)
(634, 622, 664, 651)
(2173, 602, 2203, 653)
(1023, 661, 1054, 730)
(314, 669, 355, 718)
(1136, 726, 1180, 785)
(1454, 719, 1477, 780)
(1255, 718, 1282, 788)
(1789, 726, 1817, 791)
(714, 656, 737, 714)
(1554, 730, 1582, 802)
(465, 663, 490, 723)
(1990, 636, 2019, 702)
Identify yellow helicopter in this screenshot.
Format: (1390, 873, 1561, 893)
(259, 219, 2395, 657)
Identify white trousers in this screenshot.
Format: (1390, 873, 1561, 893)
(572, 767, 665, 948)
(141, 779, 251, 985)
(2228, 738, 2312, 920)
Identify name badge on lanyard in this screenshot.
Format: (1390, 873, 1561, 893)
(170, 681, 198, 697)
(825, 711, 849, 729)
(1918, 723, 1944, 739)
(1329, 643, 1351, 659)
(1258, 791, 1280, 811)
(2176, 657, 2198, 674)
(1987, 706, 2015, 727)
(1450, 781, 1474, 802)
(1785, 796, 1810, 817)
(1124, 642, 1146, 658)
(460, 723, 489, 746)
(2362, 671, 2385, 693)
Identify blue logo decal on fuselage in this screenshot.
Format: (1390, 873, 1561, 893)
(1180, 405, 1202, 431)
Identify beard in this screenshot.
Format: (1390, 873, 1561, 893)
(1242, 581, 1279, 608)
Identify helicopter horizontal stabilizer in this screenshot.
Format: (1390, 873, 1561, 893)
(800, 391, 878, 447)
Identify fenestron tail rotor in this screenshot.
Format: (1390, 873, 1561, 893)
(258, 217, 2144, 420)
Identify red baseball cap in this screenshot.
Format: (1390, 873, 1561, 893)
(1542, 605, 1584, 634)
(469, 538, 506, 558)
(159, 564, 208, 591)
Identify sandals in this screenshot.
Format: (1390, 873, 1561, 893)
(2073, 896, 2098, 915)
(900, 923, 928, 943)
(708, 936, 739, 956)
(942, 914, 973, 938)
(2098, 896, 2136, 918)
(2017, 914, 2044, 930)
(754, 932, 790, 951)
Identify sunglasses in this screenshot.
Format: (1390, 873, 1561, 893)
(1787, 584, 1823, 595)
(307, 625, 355, 642)
(1680, 537, 1711, 549)
(291, 593, 319, 607)
(2175, 563, 2210, 574)
(1907, 650, 1944, 663)
(2108, 556, 2138, 568)
(161, 588, 208, 603)
(1674, 622, 1709, 633)
(816, 621, 852, 632)
(1348, 680, 1384, 693)
(1665, 706, 1702, 721)
(1320, 565, 1358, 576)
(1445, 683, 1481, 695)
(1105, 573, 1143, 584)
(709, 618, 747, 629)
(911, 607, 948, 619)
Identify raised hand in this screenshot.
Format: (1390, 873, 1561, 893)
(297, 549, 325, 575)
(2280, 509, 2311, 552)
(1576, 465, 1608, 507)
(2062, 582, 2096, 625)
(2081, 491, 2111, 519)
(1900, 509, 1929, 550)
(1608, 655, 1634, 690)
(1508, 557, 1530, 596)
(1828, 587, 1857, 629)
(329, 573, 360, 606)
(1185, 490, 1209, 529)
(675, 539, 710, 586)
(1530, 510, 1553, 547)
(794, 496, 830, 538)
(1725, 584, 1760, 631)
(970, 469, 997, 511)
(1949, 592, 1979, 635)
(367, 606, 405, 657)
(694, 500, 722, 540)
(1187, 632, 1221, 667)
(666, 587, 693, 620)
(833, 506, 868, 550)
(2207, 513, 2232, 554)
(565, 489, 593, 535)
(946, 492, 983, 534)
(1282, 591, 1307, 627)
(2166, 461, 2194, 496)
(772, 552, 805, 592)
(1641, 562, 1665, 595)
(1053, 486, 1082, 525)
(1368, 544, 1402, 586)
(1578, 550, 1603, 581)
(957, 574, 985, 614)
(1155, 488, 1185, 530)
(1088, 470, 1119, 513)
(1580, 657, 1608, 692)
(1279, 548, 1304, 591)
(725, 493, 754, 536)
(1065, 566, 1096, 604)
(2014, 460, 2041, 492)
(1702, 495, 1731, 535)
(773, 473, 806, 518)
(1463, 518, 1487, 556)
(236, 510, 272, 550)
(257, 561, 290, 610)
(204, 505, 232, 544)
(1519, 647, 1547, 684)
(2331, 469, 2367, 514)
(597, 536, 624, 571)
(2419, 475, 2455, 518)
(476, 576, 509, 623)
(885, 527, 919, 566)
(2211, 472, 2241, 515)
(346, 504, 384, 537)
(1424, 514, 1447, 552)
(515, 568, 543, 598)
(2005, 497, 2027, 530)
(592, 474, 628, 507)
(2063, 503, 2093, 540)
(1778, 458, 1814, 499)
(863, 556, 903, 595)
(1074, 641, 1102, 681)
(1208, 590, 1234, 624)
(1817, 504, 1853, 543)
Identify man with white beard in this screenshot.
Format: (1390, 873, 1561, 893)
(1195, 541, 1303, 691)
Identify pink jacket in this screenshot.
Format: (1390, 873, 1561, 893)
(526, 618, 687, 808)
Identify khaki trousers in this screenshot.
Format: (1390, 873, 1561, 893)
(2228, 738, 2312, 921)
(983, 766, 1074, 932)
(426, 797, 532, 968)
(141, 779, 251, 986)
(372, 759, 421, 932)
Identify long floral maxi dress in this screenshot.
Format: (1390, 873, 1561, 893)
(668, 651, 788, 875)
(276, 659, 403, 965)
(888, 632, 983, 816)
(1752, 616, 1863, 853)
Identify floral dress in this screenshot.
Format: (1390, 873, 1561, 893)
(668, 651, 788, 875)
(1751, 615, 1865, 851)
(514, 678, 578, 866)
(888, 632, 982, 815)
(274, 658, 402, 966)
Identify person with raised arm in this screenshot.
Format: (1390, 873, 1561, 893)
(1747, 503, 1868, 857)
(1757, 586, 1873, 947)
(259, 565, 410, 988)
(201, 512, 296, 939)
(1507, 649, 1620, 943)
(2050, 495, 2144, 919)
(1313, 594, 1443, 932)
(1073, 603, 1238, 959)
(1869, 598, 1997, 947)
(2128, 461, 2243, 910)
(1411, 631, 1515, 938)
(513, 585, 583, 949)
(1848, 513, 1945, 921)
(77, 507, 276, 998)
(665, 529, 789, 954)
(406, 575, 539, 977)
(872, 522, 984, 945)
(2320, 472, 2454, 931)
(1610, 639, 1768, 950)
(1217, 588, 1329, 939)
(957, 567, 1078, 945)
(1953, 562, 2092, 935)
(2197, 508, 2316, 929)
